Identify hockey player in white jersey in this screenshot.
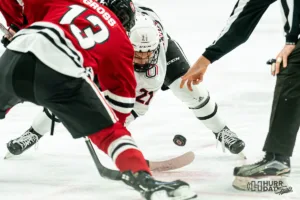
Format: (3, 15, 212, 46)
(6, 4, 245, 158)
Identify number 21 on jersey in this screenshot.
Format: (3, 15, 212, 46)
(60, 5, 109, 49)
(136, 89, 154, 105)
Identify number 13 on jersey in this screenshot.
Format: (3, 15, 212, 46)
(60, 5, 109, 49)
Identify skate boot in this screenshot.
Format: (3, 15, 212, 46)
(121, 171, 197, 200)
(214, 126, 245, 154)
(233, 152, 291, 191)
(5, 127, 43, 158)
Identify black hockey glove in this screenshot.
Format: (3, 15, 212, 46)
(1, 24, 20, 48)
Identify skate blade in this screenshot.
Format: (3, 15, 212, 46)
(150, 186, 197, 200)
(232, 175, 290, 192)
(4, 152, 15, 159)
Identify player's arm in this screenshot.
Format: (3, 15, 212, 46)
(203, 0, 276, 63)
(100, 38, 136, 125)
(281, 0, 300, 45)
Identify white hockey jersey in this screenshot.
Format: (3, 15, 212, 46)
(125, 4, 169, 125)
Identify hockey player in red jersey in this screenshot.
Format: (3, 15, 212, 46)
(0, 0, 197, 199)
(2, 0, 137, 123)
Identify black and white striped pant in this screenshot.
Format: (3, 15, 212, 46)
(0, 49, 117, 139)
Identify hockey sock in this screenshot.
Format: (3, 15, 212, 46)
(31, 109, 52, 135)
(169, 78, 226, 133)
(89, 122, 150, 174)
(191, 96, 226, 133)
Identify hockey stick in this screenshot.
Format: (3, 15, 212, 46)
(148, 151, 195, 172)
(86, 136, 194, 178)
(84, 137, 122, 180)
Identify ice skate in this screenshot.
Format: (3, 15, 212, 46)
(121, 171, 197, 200)
(233, 153, 290, 191)
(214, 126, 245, 156)
(5, 127, 43, 159)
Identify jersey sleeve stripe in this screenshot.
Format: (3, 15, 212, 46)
(104, 96, 134, 108)
(105, 96, 134, 114)
(104, 90, 135, 114)
(213, 0, 250, 44)
(104, 90, 135, 104)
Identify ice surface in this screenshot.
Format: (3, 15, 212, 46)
(0, 0, 299, 199)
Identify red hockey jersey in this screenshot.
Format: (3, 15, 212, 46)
(1, 0, 136, 123)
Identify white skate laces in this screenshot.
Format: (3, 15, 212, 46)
(216, 128, 238, 152)
(13, 130, 39, 150)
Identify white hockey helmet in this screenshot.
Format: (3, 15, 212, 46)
(129, 14, 160, 72)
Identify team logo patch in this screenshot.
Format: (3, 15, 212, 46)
(146, 65, 158, 78)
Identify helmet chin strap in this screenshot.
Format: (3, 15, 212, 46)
(133, 44, 160, 72)
(134, 63, 151, 73)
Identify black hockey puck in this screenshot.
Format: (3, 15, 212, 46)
(173, 134, 186, 146)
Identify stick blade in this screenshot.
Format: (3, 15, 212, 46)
(149, 151, 195, 172)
